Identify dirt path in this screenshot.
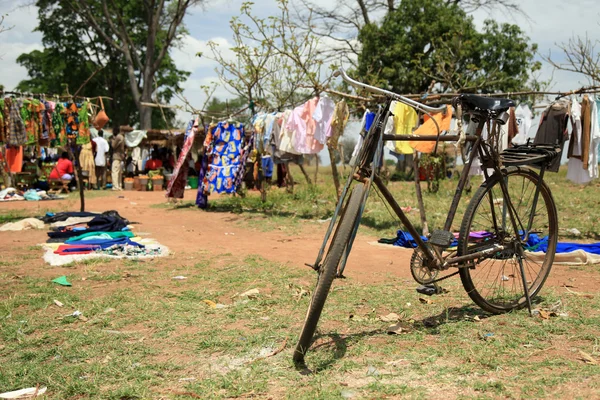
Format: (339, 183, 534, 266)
(1, 190, 599, 293)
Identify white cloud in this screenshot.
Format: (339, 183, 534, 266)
(0, 42, 43, 90)
(171, 35, 236, 72)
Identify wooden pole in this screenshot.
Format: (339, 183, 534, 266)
(413, 150, 428, 236)
(298, 163, 312, 185)
(67, 139, 85, 212)
(313, 154, 319, 185)
(328, 147, 341, 199)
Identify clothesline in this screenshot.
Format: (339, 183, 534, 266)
(0, 90, 113, 102)
(382, 86, 600, 102)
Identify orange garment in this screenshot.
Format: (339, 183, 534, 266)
(410, 105, 452, 153)
(6, 146, 23, 173)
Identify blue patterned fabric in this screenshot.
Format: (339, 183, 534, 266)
(203, 122, 245, 194)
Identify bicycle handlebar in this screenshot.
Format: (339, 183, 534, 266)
(333, 68, 447, 115)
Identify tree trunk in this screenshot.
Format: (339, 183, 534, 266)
(328, 147, 341, 199)
(413, 151, 428, 236)
(285, 163, 294, 193)
(356, 0, 371, 24)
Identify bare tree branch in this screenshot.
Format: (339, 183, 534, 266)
(543, 34, 600, 85)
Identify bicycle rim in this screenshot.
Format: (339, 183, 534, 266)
(458, 168, 557, 313)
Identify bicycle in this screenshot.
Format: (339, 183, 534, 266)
(293, 69, 559, 364)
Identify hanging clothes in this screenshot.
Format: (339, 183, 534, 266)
(313, 96, 336, 145)
(3, 98, 27, 146)
(386, 101, 418, 155)
(277, 110, 300, 156)
(588, 97, 600, 179)
(252, 113, 268, 153)
(566, 98, 591, 184)
(410, 105, 452, 154)
(513, 103, 533, 145)
(263, 113, 278, 152)
(6, 146, 23, 173)
(533, 99, 570, 172)
(200, 122, 245, 194)
(507, 107, 518, 145)
(79, 142, 96, 186)
(52, 103, 66, 147)
(567, 98, 583, 158)
(291, 97, 323, 154)
(327, 100, 349, 150)
(166, 119, 198, 199)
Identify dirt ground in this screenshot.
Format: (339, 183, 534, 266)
(1, 189, 599, 293)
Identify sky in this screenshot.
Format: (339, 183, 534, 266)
(0, 0, 599, 163)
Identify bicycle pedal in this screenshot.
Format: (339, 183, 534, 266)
(416, 284, 445, 296)
(304, 263, 319, 271)
(429, 230, 455, 248)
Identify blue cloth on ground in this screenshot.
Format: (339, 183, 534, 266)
(526, 234, 600, 254)
(66, 237, 144, 249)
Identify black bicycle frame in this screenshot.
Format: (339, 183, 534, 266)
(311, 99, 530, 274)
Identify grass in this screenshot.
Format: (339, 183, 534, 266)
(1, 253, 599, 399)
(2, 163, 600, 398)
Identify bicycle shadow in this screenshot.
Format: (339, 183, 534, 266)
(295, 329, 382, 374)
(295, 302, 543, 374)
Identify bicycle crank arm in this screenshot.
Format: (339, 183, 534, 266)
(443, 244, 506, 267)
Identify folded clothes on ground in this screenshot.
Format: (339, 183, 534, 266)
(48, 215, 130, 239)
(54, 244, 102, 255)
(65, 231, 135, 243)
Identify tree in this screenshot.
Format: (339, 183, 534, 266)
(61, 0, 200, 129)
(15, 0, 190, 129)
(544, 34, 600, 85)
(206, 0, 331, 194)
(205, 0, 322, 114)
(297, 0, 525, 67)
(357, 0, 538, 94)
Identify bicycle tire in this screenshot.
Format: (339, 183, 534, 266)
(458, 167, 557, 314)
(293, 183, 366, 363)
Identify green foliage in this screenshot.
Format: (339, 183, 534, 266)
(15, 0, 191, 129)
(357, 0, 538, 94)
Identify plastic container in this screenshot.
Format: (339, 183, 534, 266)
(133, 176, 141, 191)
(152, 178, 164, 191)
(188, 176, 199, 189)
(139, 177, 148, 191)
(124, 181, 134, 191)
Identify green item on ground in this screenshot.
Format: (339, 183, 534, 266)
(52, 276, 72, 286)
(65, 231, 134, 243)
(188, 176, 199, 189)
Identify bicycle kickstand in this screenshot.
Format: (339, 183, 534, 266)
(517, 255, 533, 316)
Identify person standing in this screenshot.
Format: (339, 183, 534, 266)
(111, 128, 125, 190)
(93, 130, 110, 189)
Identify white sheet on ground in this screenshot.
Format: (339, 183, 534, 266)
(0, 218, 45, 231)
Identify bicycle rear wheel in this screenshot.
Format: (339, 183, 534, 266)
(458, 167, 557, 314)
(293, 183, 366, 363)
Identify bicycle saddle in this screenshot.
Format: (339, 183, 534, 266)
(457, 94, 515, 113)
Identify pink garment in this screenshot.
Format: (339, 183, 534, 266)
(291, 97, 323, 154)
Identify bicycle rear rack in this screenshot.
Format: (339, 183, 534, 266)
(500, 144, 561, 168)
